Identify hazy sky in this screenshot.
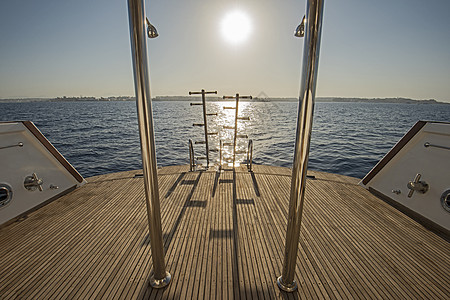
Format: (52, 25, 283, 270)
(1, 0, 449, 102)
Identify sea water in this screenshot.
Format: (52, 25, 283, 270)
(1, 101, 449, 179)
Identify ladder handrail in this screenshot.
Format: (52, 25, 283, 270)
(189, 139, 195, 171)
(222, 93, 252, 167)
(219, 140, 223, 169)
(247, 139, 253, 171)
(189, 89, 217, 168)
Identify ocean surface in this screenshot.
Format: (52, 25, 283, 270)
(1, 100, 449, 179)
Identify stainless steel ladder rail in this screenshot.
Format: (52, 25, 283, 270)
(189, 89, 218, 168)
(222, 93, 252, 167)
(247, 139, 253, 171)
(188, 139, 195, 171)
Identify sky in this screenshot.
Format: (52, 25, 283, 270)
(0, 0, 449, 102)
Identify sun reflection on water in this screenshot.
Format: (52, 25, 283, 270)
(202, 100, 254, 167)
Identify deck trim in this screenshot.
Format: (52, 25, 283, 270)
(369, 187, 450, 241)
(361, 120, 426, 185)
(22, 121, 84, 183)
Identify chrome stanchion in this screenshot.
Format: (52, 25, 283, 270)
(127, 0, 171, 289)
(277, 0, 325, 292)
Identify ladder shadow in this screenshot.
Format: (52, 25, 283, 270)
(162, 171, 203, 251)
(250, 170, 260, 197)
(209, 168, 258, 297)
(141, 171, 203, 248)
(164, 172, 186, 198)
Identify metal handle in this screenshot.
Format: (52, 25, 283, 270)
(247, 139, 253, 171)
(219, 140, 223, 168)
(407, 173, 429, 198)
(424, 142, 450, 151)
(0, 142, 23, 150)
(24, 173, 43, 191)
(189, 139, 195, 171)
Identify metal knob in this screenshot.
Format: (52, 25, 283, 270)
(406, 173, 429, 198)
(24, 173, 44, 191)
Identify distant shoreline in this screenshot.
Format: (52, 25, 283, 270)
(0, 96, 448, 105)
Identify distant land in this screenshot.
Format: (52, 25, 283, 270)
(0, 96, 448, 105)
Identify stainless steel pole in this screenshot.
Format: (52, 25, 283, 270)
(201, 90, 210, 167)
(277, 0, 325, 292)
(233, 93, 239, 167)
(127, 0, 171, 288)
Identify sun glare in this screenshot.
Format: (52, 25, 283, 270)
(221, 10, 252, 45)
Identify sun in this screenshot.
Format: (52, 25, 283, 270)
(220, 10, 252, 45)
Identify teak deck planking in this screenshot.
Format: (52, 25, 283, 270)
(0, 165, 448, 299)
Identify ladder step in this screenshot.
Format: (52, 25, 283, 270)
(190, 103, 202, 106)
(196, 156, 207, 160)
(189, 91, 217, 95)
(223, 142, 233, 146)
(195, 141, 206, 144)
(193, 123, 205, 127)
(222, 158, 234, 162)
(210, 148, 218, 152)
(237, 134, 248, 138)
(238, 117, 250, 120)
(223, 126, 235, 129)
(207, 132, 218, 135)
(235, 150, 246, 154)
(223, 107, 236, 109)
(206, 113, 218, 116)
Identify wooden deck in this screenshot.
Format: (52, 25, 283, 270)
(0, 165, 448, 299)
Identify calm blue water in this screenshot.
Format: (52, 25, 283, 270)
(1, 101, 449, 179)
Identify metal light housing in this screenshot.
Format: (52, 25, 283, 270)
(294, 16, 306, 37)
(146, 17, 159, 38)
